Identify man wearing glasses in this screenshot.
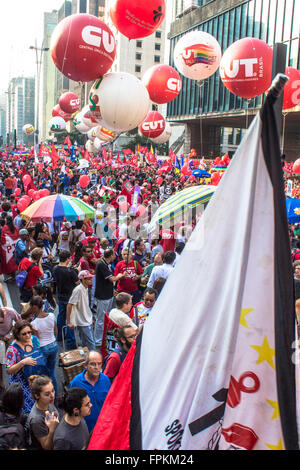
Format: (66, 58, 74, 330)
(132, 288, 158, 327)
(69, 350, 110, 433)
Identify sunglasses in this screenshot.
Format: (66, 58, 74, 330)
(21, 331, 31, 336)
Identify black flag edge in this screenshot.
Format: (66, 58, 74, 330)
(260, 74, 299, 450)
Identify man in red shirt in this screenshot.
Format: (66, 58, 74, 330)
(160, 226, 177, 253)
(18, 247, 44, 302)
(3, 175, 14, 196)
(102, 325, 137, 382)
(114, 248, 143, 304)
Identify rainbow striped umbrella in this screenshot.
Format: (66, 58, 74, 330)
(21, 194, 95, 222)
(147, 185, 216, 232)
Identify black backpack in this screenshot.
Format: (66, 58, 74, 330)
(0, 412, 27, 450)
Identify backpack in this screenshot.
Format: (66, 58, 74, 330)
(0, 412, 27, 450)
(13, 239, 25, 265)
(16, 262, 36, 290)
(102, 346, 127, 374)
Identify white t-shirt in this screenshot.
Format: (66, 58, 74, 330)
(58, 230, 72, 250)
(69, 283, 93, 327)
(31, 313, 56, 347)
(147, 263, 174, 288)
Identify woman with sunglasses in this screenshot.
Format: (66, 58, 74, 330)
(5, 320, 39, 414)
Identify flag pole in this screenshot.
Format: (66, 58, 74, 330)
(271, 43, 287, 158)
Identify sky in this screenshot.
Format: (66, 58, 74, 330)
(0, 0, 64, 93)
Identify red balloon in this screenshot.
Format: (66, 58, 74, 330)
(59, 92, 81, 114)
(79, 175, 90, 188)
(15, 188, 21, 196)
(293, 159, 300, 174)
(110, 0, 166, 40)
(52, 104, 72, 122)
(51, 13, 116, 82)
(23, 195, 31, 205)
(28, 189, 35, 198)
(283, 67, 300, 111)
(142, 65, 182, 104)
(22, 174, 31, 186)
(188, 175, 196, 182)
(17, 198, 28, 212)
(220, 38, 273, 99)
(211, 172, 221, 185)
(139, 111, 165, 139)
(136, 205, 146, 217)
(32, 191, 40, 201)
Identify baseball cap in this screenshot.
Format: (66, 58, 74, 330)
(85, 227, 93, 235)
(19, 229, 29, 236)
(65, 222, 72, 229)
(78, 270, 94, 280)
(86, 236, 97, 243)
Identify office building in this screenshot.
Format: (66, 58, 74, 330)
(6, 77, 35, 145)
(167, 0, 300, 160)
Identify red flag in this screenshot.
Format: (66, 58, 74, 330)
(40, 144, 51, 158)
(51, 143, 59, 169)
(102, 147, 107, 162)
(64, 135, 72, 151)
(116, 152, 120, 164)
(83, 150, 90, 161)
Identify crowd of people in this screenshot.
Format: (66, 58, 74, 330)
(0, 145, 299, 451)
(0, 147, 204, 450)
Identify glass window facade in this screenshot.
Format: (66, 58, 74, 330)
(168, 0, 300, 119)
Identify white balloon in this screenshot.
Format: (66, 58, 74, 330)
(49, 116, 66, 133)
(93, 137, 104, 150)
(151, 122, 172, 144)
(85, 139, 98, 153)
(73, 113, 90, 134)
(95, 72, 150, 133)
(81, 105, 100, 129)
(87, 127, 98, 141)
(23, 124, 34, 135)
(174, 31, 222, 81)
(88, 78, 106, 126)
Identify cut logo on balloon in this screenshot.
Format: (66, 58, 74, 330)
(183, 44, 217, 67)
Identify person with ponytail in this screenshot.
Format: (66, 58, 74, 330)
(53, 388, 91, 450)
(28, 375, 59, 450)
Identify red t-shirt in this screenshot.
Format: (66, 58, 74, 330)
(114, 260, 143, 293)
(103, 353, 122, 380)
(18, 258, 43, 288)
(160, 229, 177, 253)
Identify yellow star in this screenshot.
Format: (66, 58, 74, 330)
(265, 439, 284, 450)
(294, 207, 300, 215)
(240, 308, 254, 328)
(250, 336, 275, 370)
(266, 399, 280, 420)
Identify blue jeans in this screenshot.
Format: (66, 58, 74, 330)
(41, 341, 58, 396)
(94, 297, 114, 347)
(57, 300, 76, 350)
(78, 325, 95, 351)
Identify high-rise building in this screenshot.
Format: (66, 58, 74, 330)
(168, 0, 300, 160)
(40, 10, 59, 141)
(6, 77, 35, 145)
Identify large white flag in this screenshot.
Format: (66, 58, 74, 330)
(88, 76, 299, 451)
